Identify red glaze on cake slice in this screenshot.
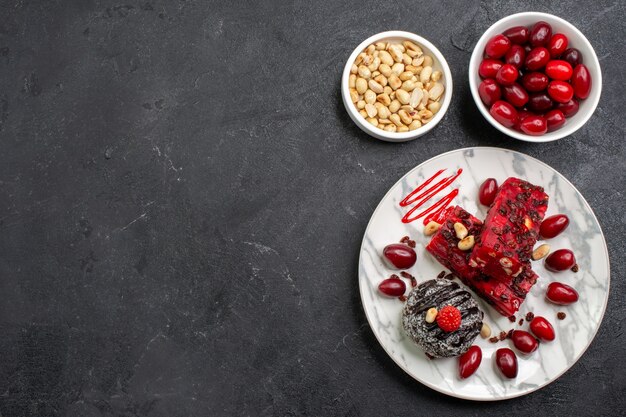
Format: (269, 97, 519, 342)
(470, 177, 548, 282)
(425, 206, 483, 284)
(426, 204, 540, 317)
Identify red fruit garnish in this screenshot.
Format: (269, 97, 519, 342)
(525, 47, 550, 71)
(545, 109, 566, 131)
(528, 92, 553, 113)
(522, 71, 549, 92)
(548, 34, 568, 58)
(490, 100, 518, 128)
(495, 348, 518, 379)
(378, 277, 406, 297)
(562, 48, 583, 67)
(546, 282, 579, 305)
(572, 64, 592, 99)
(503, 83, 529, 108)
(505, 45, 526, 68)
(459, 345, 482, 379)
(530, 21, 552, 47)
(520, 115, 548, 136)
(547, 81, 574, 103)
(437, 305, 462, 332)
(511, 330, 539, 354)
(479, 59, 503, 79)
(545, 248, 576, 271)
(383, 243, 417, 269)
(503, 26, 530, 44)
(540, 214, 570, 238)
(485, 34, 511, 59)
(478, 79, 502, 107)
(478, 178, 498, 206)
(555, 99, 579, 118)
(530, 316, 555, 342)
(496, 64, 519, 86)
(545, 60, 573, 81)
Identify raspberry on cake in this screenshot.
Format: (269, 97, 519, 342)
(469, 177, 548, 281)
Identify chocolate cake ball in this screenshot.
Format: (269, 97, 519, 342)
(402, 279, 483, 358)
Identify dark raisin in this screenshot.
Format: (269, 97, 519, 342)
(571, 264, 579, 272)
(399, 295, 407, 302)
(489, 337, 499, 343)
(437, 271, 446, 279)
(518, 318, 524, 325)
(525, 312, 535, 321)
(508, 315, 516, 322)
(557, 312, 566, 320)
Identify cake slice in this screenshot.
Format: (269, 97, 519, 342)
(470, 177, 548, 282)
(426, 203, 541, 317)
(425, 205, 483, 284)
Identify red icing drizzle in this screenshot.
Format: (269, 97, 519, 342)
(400, 168, 462, 224)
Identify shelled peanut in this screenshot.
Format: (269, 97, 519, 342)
(348, 40, 445, 132)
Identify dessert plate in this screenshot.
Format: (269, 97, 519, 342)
(358, 147, 609, 400)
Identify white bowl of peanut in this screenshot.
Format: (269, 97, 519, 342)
(342, 31, 453, 142)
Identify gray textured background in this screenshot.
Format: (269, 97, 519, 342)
(0, 0, 624, 416)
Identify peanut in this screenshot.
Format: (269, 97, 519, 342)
(425, 307, 438, 323)
(424, 221, 440, 236)
(458, 235, 475, 251)
(532, 244, 551, 260)
(480, 322, 491, 339)
(454, 222, 468, 239)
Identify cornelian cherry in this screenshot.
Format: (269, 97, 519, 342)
(478, 178, 498, 206)
(503, 26, 530, 44)
(511, 330, 539, 354)
(530, 316, 555, 342)
(545, 248, 576, 272)
(490, 101, 518, 128)
(548, 34, 568, 58)
(485, 34, 511, 58)
(478, 79, 501, 107)
(555, 99, 579, 117)
(545, 109, 566, 131)
(378, 277, 406, 297)
(495, 348, 518, 379)
(546, 282, 579, 305)
(545, 60, 573, 81)
(459, 346, 482, 379)
(496, 64, 519, 86)
(479, 59, 503, 79)
(525, 47, 550, 70)
(572, 64, 592, 99)
(547, 81, 574, 103)
(520, 115, 547, 136)
(522, 72, 549, 92)
(505, 45, 526, 68)
(383, 244, 417, 269)
(540, 214, 569, 238)
(530, 21, 552, 46)
(503, 83, 529, 107)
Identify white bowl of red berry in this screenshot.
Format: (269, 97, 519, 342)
(469, 12, 602, 142)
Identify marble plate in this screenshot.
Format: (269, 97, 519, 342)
(358, 147, 610, 401)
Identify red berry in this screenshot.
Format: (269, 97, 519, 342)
(530, 316, 555, 342)
(495, 348, 518, 379)
(522, 71, 549, 92)
(490, 101, 518, 128)
(505, 45, 526, 68)
(478, 79, 502, 107)
(479, 59, 503, 79)
(545, 60, 573, 81)
(378, 277, 406, 297)
(528, 92, 553, 112)
(383, 243, 417, 269)
(545, 109, 566, 131)
(547, 81, 574, 103)
(511, 330, 539, 354)
(562, 48, 583, 67)
(436, 305, 462, 332)
(503, 26, 530, 44)
(545, 249, 576, 272)
(478, 178, 498, 206)
(496, 64, 519, 86)
(459, 345, 482, 379)
(572, 64, 592, 99)
(525, 47, 550, 71)
(540, 214, 570, 238)
(555, 99, 579, 117)
(530, 21, 552, 46)
(546, 282, 579, 305)
(503, 83, 529, 107)
(485, 34, 511, 59)
(513, 109, 535, 131)
(520, 115, 548, 136)
(548, 34, 568, 58)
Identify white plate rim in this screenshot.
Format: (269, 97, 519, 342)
(357, 146, 611, 401)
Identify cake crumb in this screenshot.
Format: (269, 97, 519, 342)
(571, 264, 579, 272)
(557, 312, 566, 320)
(499, 331, 507, 341)
(525, 312, 535, 321)
(489, 337, 499, 343)
(518, 318, 524, 325)
(508, 315, 516, 322)
(398, 295, 407, 302)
